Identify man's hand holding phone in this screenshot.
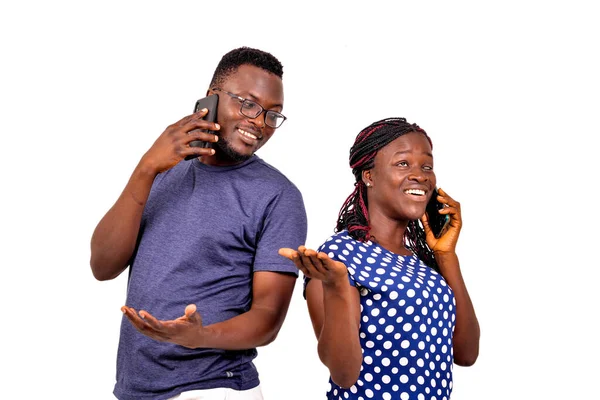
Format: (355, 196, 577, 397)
(187, 94, 219, 152)
(139, 107, 220, 175)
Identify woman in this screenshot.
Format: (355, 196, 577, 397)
(280, 118, 480, 399)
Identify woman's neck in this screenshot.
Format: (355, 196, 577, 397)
(367, 211, 412, 256)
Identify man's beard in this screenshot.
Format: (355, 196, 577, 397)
(214, 135, 253, 163)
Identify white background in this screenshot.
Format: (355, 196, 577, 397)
(1, 1, 598, 399)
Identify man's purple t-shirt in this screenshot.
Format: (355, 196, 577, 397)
(114, 155, 307, 400)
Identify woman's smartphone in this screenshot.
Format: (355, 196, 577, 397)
(425, 188, 450, 238)
(186, 94, 219, 159)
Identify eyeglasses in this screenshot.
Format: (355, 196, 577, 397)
(212, 88, 287, 129)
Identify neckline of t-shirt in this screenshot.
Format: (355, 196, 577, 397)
(192, 155, 260, 172)
(367, 240, 417, 261)
(340, 230, 418, 261)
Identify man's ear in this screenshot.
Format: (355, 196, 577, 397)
(362, 170, 373, 187)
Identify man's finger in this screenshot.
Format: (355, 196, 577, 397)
(184, 304, 202, 324)
(139, 310, 163, 331)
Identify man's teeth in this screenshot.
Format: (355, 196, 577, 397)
(238, 129, 257, 140)
(404, 189, 425, 196)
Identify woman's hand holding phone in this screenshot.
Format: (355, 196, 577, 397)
(421, 187, 462, 254)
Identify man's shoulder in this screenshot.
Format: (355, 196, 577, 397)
(250, 156, 289, 178)
(248, 156, 301, 192)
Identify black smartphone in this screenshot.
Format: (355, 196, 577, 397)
(185, 94, 219, 159)
(425, 188, 450, 238)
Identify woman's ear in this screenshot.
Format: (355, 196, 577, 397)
(362, 170, 373, 187)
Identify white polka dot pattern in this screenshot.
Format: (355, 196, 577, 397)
(317, 232, 456, 400)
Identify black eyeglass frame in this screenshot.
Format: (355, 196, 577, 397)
(211, 88, 287, 129)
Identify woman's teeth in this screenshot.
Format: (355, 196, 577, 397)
(404, 189, 425, 196)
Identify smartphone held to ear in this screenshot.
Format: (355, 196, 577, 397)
(425, 188, 450, 238)
(185, 94, 219, 160)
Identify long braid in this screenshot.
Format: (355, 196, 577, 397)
(335, 118, 439, 272)
(337, 181, 371, 241)
(405, 221, 438, 272)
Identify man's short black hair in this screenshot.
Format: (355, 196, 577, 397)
(209, 47, 283, 88)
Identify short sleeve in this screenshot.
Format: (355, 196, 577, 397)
(318, 239, 357, 288)
(253, 183, 307, 276)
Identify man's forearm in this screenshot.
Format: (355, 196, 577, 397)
(197, 305, 288, 350)
(90, 163, 157, 280)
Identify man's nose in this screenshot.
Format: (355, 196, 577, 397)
(248, 111, 266, 129)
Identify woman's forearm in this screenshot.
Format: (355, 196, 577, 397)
(435, 251, 480, 366)
(318, 280, 363, 388)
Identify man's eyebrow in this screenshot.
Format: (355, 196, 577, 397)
(247, 92, 283, 109)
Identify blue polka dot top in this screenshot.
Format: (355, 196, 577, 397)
(315, 231, 456, 400)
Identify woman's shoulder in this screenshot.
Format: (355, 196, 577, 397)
(317, 230, 364, 253)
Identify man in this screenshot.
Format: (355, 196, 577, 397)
(90, 47, 307, 400)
